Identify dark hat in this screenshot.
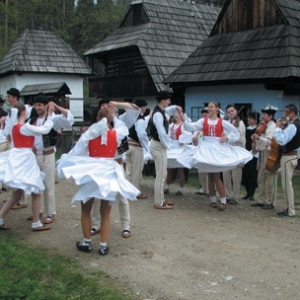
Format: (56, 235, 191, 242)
(261, 105, 277, 114)
(0, 97, 4, 103)
(248, 111, 260, 120)
(156, 91, 172, 101)
(201, 107, 208, 114)
(7, 88, 20, 98)
(33, 94, 50, 104)
(134, 99, 148, 107)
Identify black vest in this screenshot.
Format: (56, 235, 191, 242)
(29, 116, 57, 148)
(128, 115, 145, 143)
(282, 119, 300, 153)
(245, 126, 256, 151)
(109, 120, 129, 155)
(148, 106, 169, 141)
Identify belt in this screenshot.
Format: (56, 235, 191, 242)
(35, 149, 55, 156)
(128, 141, 142, 148)
(115, 158, 123, 165)
(282, 151, 298, 156)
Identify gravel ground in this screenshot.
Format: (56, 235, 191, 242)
(1, 177, 300, 300)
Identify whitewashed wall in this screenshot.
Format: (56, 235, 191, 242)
(184, 84, 300, 121)
(0, 74, 84, 102)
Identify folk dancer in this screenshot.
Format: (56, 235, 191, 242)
(251, 105, 278, 210)
(125, 99, 149, 199)
(91, 99, 140, 238)
(164, 113, 191, 196)
(3, 88, 34, 209)
(178, 101, 252, 211)
(223, 104, 246, 205)
(28, 94, 74, 224)
(0, 102, 54, 231)
(57, 106, 139, 254)
(148, 91, 183, 209)
(273, 104, 300, 217)
(0, 103, 10, 194)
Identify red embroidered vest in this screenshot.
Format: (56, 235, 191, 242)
(88, 130, 117, 158)
(170, 123, 183, 140)
(12, 124, 34, 148)
(203, 118, 223, 137)
(175, 124, 183, 140)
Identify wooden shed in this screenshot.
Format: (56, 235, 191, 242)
(166, 0, 300, 121)
(84, 0, 221, 108)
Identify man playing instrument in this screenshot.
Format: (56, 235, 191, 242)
(273, 104, 300, 217)
(251, 105, 278, 209)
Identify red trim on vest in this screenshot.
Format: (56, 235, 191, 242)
(203, 118, 223, 137)
(88, 130, 117, 158)
(175, 123, 183, 140)
(12, 124, 34, 148)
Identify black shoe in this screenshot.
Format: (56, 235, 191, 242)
(277, 208, 294, 217)
(99, 246, 109, 255)
(262, 204, 274, 209)
(164, 189, 169, 194)
(241, 195, 250, 200)
(251, 202, 264, 207)
(76, 241, 92, 253)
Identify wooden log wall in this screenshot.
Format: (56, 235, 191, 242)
(213, 0, 285, 35)
(89, 73, 157, 98)
(105, 47, 147, 76)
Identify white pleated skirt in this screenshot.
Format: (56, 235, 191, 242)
(57, 155, 140, 204)
(177, 137, 252, 173)
(0, 148, 45, 194)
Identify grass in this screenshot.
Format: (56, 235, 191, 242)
(0, 233, 130, 300)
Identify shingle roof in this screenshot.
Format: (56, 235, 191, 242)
(21, 82, 71, 96)
(166, 0, 300, 85)
(84, 0, 221, 91)
(0, 29, 92, 77)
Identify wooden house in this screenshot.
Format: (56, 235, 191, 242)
(0, 28, 92, 122)
(84, 0, 221, 108)
(166, 0, 300, 121)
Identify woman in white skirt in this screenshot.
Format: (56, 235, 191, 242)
(178, 101, 252, 210)
(57, 105, 140, 255)
(0, 102, 54, 230)
(164, 114, 193, 196)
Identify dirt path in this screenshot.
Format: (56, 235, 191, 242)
(2, 178, 300, 300)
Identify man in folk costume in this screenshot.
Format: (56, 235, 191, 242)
(91, 99, 140, 238)
(125, 99, 149, 199)
(223, 104, 246, 205)
(241, 111, 260, 200)
(148, 91, 183, 209)
(273, 104, 300, 217)
(29, 94, 74, 224)
(251, 105, 278, 209)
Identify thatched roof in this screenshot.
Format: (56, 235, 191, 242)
(0, 29, 92, 78)
(84, 0, 221, 91)
(166, 0, 300, 85)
